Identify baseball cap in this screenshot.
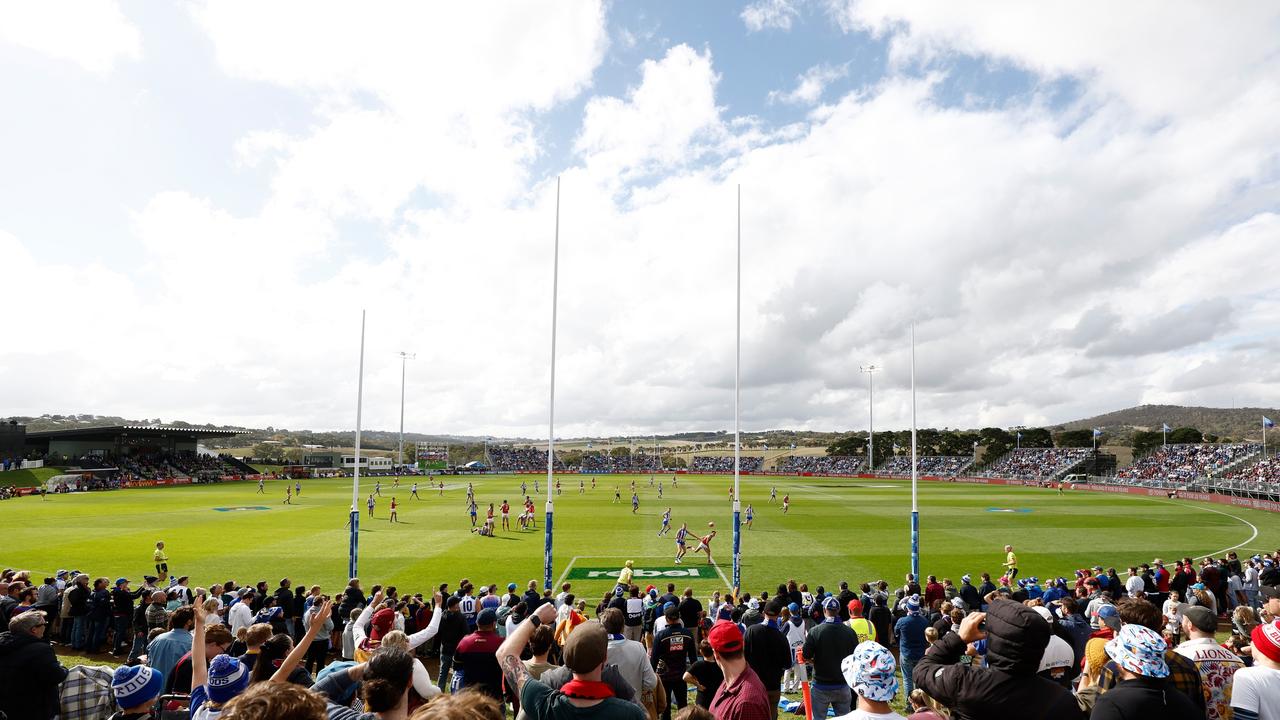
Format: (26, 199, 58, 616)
(1259, 585, 1280, 600)
(1097, 604, 1121, 631)
(476, 608, 498, 627)
(563, 622, 608, 673)
(1181, 605, 1216, 633)
(822, 596, 839, 612)
(507, 583, 517, 591)
(708, 620, 744, 653)
(114, 577, 128, 586)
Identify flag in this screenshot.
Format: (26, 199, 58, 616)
(1016, 432, 1023, 440)
(1265, 417, 1275, 429)
(790, 442, 796, 450)
(1161, 423, 1172, 433)
(586, 441, 592, 449)
(763, 443, 769, 450)
(1092, 428, 1103, 438)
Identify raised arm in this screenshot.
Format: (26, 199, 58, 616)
(496, 601, 557, 696)
(192, 604, 208, 692)
(351, 589, 383, 647)
(272, 600, 331, 683)
(408, 593, 444, 649)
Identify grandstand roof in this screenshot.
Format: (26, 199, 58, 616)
(25, 424, 246, 440)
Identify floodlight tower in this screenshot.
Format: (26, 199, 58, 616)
(860, 364, 881, 469)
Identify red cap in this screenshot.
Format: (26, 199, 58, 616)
(370, 608, 396, 642)
(1252, 620, 1280, 664)
(847, 598, 862, 615)
(708, 620, 743, 653)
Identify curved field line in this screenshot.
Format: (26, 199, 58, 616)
(1150, 498, 1259, 559)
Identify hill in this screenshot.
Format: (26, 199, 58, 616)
(1057, 404, 1279, 443)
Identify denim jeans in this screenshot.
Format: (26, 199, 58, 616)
(901, 653, 921, 697)
(438, 653, 454, 690)
(71, 615, 88, 649)
(809, 685, 852, 716)
(112, 616, 131, 654)
(89, 617, 110, 652)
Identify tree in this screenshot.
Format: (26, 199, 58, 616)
(1018, 428, 1053, 448)
(251, 442, 283, 461)
(825, 433, 866, 457)
(1167, 427, 1204, 444)
(667, 456, 687, 469)
(1056, 430, 1095, 448)
(1131, 431, 1163, 455)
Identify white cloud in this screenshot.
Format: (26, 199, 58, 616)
(768, 63, 848, 105)
(741, 0, 801, 32)
(0, 0, 141, 74)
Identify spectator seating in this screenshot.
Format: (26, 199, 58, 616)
(775, 455, 865, 474)
(877, 455, 974, 477)
(980, 448, 1089, 479)
(690, 455, 764, 472)
(1116, 443, 1261, 483)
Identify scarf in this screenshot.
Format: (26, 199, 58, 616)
(608, 634, 625, 641)
(561, 679, 614, 699)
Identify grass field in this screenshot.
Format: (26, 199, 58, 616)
(4, 473, 1276, 602)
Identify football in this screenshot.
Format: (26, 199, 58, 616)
(708, 521, 715, 528)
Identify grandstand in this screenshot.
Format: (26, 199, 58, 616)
(22, 425, 255, 481)
(775, 454, 865, 474)
(579, 451, 661, 473)
(978, 447, 1089, 479)
(1115, 443, 1261, 483)
(690, 454, 764, 472)
(487, 446, 567, 472)
(877, 455, 973, 477)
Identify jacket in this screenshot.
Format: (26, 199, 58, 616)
(1090, 675, 1200, 720)
(437, 610, 469, 654)
(0, 630, 67, 720)
(913, 601, 1082, 720)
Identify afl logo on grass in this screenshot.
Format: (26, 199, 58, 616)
(567, 566, 710, 580)
(213, 506, 270, 512)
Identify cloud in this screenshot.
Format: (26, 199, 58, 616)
(741, 0, 801, 32)
(0, 0, 141, 74)
(768, 62, 849, 105)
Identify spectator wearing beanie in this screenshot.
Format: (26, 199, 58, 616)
(708, 620, 772, 720)
(803, 596, 859, 716)
(1091, 624, 1200, 720)
(913, 599, 1081, 720)
(893, 595, 929, 697)
(1230, 618, 1280, 720)
(110, 664, 164, 720)
(190, 654, 251, 718)
(1074, 637, 1110, 714)
(497, 600, 645, 719)
(838, 640, 905, 719)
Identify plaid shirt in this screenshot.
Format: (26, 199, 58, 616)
(1099, 649, 1204, 711)
(60, 664, 116, 720)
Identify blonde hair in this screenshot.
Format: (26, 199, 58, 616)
(409, 690, 504, 720)
(379, 630, 409, 651)
(244, 623, 273, 648)
(203, 598, 220, 614)
(221, 681, 326, 720)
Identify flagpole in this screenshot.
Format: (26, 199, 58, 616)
(348, 310, 366, 580)
(543, 177, 561, 591)
(910, 322, 920, 581)
(732, 184, 742, 592)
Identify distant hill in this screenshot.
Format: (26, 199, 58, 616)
(1057, 404, 1279, 443)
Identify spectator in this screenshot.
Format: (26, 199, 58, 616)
(906, 689, 946, 720)
(912, 599, 1081, 719)
(601, 608, 657, 706)
(314, 648, 416, 720)
(894, 595, 928, 697)
(1174, 604, 1243, 720)
(218, 681, 328, 720)
(496, 601, 645, 719)
(1231, 619, 1280, 720)
(0, 610, 65, 720)
(802, 597, 859, 716)
(166, 622, 234, 695)
(708, 621, 772, 720)
(436, 595, 469, 690)
(743, 600, 791, 719)
(1096, 597, 1205, 712)
(1090, 624, 1200, 719)
(839, 640, 905, 719)
(684, 640, 723, 710)
(455, 608, 504, 700)
(148, 606, 195, 687)
(652, 604, 696, 719)
(110, 664, 164, 719)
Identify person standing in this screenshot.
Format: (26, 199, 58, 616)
(1091, 624, 1199, 719)
(455, 608, 504, 700)
(154, 541, 170, 577)
(894, 595, 929, 697)
(601, 608, 657, 706)
(0, 611, 66, 720)
(708, 621, 773, 720)
(802, 597, 859, 716)
(389, 497, 399, 523)
(147, 607, 195, 688)
(109, 577, 140, 656)
(651, 605, 696, 719)
(1231, 618, 1280, 720)
(436, 595, 469, 690)
(839, 641, 906, 720)
(744, 600, 792, 719)
(1174, 605, 1243, 720)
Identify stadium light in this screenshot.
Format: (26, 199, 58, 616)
(860, 364, 881, 469)
(396, 352, 416, 484)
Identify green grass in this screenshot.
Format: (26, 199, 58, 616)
(3, 474, 1276, 602)
(3, 466, 62, 487)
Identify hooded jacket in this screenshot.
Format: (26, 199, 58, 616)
(913, 600, 1083, 720)
(0, 630, 67, 720)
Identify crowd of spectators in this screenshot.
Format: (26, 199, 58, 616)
(1116, 444, 1262, 483)
(690, 455, 764, 473)
(775, 455, 865, 475)
(981, 448, 1090, 479)
(877, 456, 975, 478)
(488, 448, 568, 473)
(579, 452, 661, 473)
(1221, 453, 1280, 492)
(3, 544, 1279, 720)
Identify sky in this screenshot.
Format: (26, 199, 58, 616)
(1, 1, 1278, 438)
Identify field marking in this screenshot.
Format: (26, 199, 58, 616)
(1152, 499, 1259, 559)
(555, 554, 730, 589)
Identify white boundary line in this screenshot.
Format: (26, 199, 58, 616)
(1151, 498, 1260, 559)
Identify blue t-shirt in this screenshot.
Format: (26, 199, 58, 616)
(894, 614, 929, 657)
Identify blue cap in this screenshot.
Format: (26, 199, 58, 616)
(663, 601, 677, 613)
(788, 602, 800, 613)
(822, 596, 839, 611)
(115, 577, 128, 586)
(508, 583, 517, 591)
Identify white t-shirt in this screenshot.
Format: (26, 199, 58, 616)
(1230, 665, 1280, 720)
(833, 709, 905, 720)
